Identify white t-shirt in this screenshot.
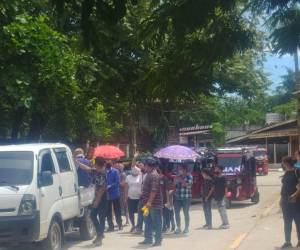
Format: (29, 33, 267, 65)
(126, 174, 142, 200)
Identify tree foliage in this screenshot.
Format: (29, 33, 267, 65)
(0, 0, 272, 148)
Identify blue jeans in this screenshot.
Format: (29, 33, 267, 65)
(144, 208, 163, 244)
(163, 208, 175, 231)
(174, 198, 191, 230)
(203, 198, 212, 227)
(217, 199, 229, 225)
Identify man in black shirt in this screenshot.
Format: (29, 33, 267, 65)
(280, 156, 300, 249)
(90, 157, 108, 247)
(213, 165, 230, 229)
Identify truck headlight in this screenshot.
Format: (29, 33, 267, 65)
(18, 194, 36, 216)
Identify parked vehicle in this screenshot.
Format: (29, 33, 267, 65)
(216, 147, 260, 208)
(254, 148, 269, 175)
(0, 144, 95, 250)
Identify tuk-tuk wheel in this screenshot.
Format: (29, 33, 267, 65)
(251, 191, 260, 204)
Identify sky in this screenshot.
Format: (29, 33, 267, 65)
(264, 53, 295, 92)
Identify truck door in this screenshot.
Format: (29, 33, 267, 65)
(38, 149, 63, 238)
(53, 147, 79, 220)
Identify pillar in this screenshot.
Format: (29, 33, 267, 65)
(274, 143, 277, 164)
(288, 136, 292, 156)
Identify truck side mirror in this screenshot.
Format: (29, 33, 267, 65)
(39, 171, 53, 187)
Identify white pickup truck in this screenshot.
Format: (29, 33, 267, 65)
(0, 143, 95, 250)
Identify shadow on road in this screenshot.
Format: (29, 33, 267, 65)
(190, 201, 255, 211)
(1, 232, 88, 250)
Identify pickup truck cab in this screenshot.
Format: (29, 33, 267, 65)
(0, 143, 95, 250)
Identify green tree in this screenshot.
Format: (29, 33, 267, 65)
(212, 122, 226, 146)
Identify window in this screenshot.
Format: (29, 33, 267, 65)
(41, 152, 55, 174)
(54, 148, 71, 172)
(0, 151, 33, 185)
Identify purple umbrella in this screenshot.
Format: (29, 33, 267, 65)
(154, 145, 200, 161)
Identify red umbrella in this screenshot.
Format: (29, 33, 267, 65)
(93, 145, 125, 159)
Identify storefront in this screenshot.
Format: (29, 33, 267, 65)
(226, 119, 299, 164)
(179, 125, 213, 148)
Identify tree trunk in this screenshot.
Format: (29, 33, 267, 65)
(11, 108, 25, 141)
(294, 48, 299, 74)
(294, 48, 300, 146)
(129, 114, 137, 155)
(28, 112, 45, 142)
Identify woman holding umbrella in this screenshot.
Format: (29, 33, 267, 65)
(154, 145, 199, 235)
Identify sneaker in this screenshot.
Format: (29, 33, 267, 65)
(139, 240, 152, 245)
(135, 229, 143, 235)
(93, 236, 102, 247)
(107, 227, 114, 232)
(202, 224, 209, 229)
(130, 227, 135, 233)
(183, 228, 189, 235)
(281, 242, 292, 249)
(174, 228, 182, 234)
(219, 224, 230, 230)
(152, 242, 162, 247)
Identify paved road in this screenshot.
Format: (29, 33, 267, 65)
(2, 171, 291, 250)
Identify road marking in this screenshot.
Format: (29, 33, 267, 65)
(227, 195, 281, 250)
(229, 233, 248, 249)
(261, 197, 280, 218)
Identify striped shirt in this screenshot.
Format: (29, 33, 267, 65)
(141, 169, 163, 209)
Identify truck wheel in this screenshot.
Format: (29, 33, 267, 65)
(225, 198, 232, 209)
(80, 211, 95, 241)
(42, 220, 62, 250)
(251, 191, 260, 204)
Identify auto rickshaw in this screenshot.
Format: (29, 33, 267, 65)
(216, 147, 260, 208)
(254, 148, 269, 175)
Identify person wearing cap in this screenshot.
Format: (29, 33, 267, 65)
(213, 165, 230, 229)
(73, 148, 92, 187)
(90, 157, 108, 247)
(201, 168, 214, 230)
(139, 157, 163, 247)
(105, 160, 123, 231)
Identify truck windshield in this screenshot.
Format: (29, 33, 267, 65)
(0, 151, 34, 186)
(218, 156, 242, 174)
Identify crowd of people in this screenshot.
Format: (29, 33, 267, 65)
(73, 148, 232, 248)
